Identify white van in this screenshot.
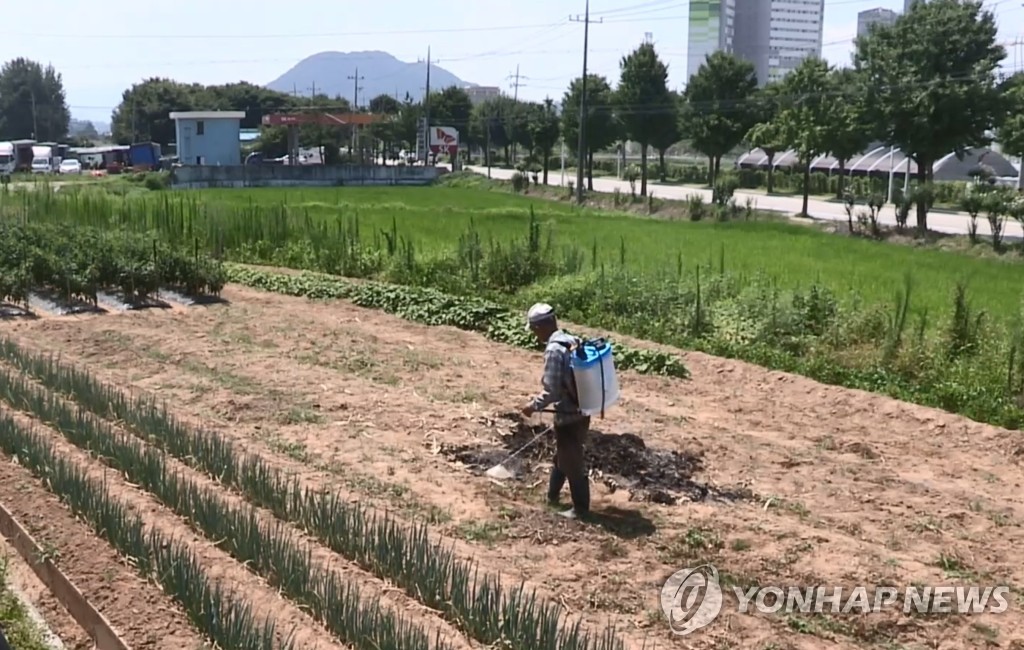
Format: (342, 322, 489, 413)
(31, 157, 51, 174)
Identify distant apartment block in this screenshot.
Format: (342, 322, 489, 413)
(686, 0, 736, 83)
(464, 86, 501, 105)
(687, 0, 825, 87)
(857, 7, 898, 39)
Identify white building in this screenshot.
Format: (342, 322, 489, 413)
(857, 7, 898, 39)
(464, 86, 501, 105)
(687, 0, 824, 87)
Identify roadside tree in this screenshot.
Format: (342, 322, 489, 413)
(427, 86, 474, 158)
(649, 91, 682, 182)
(855, 0, 1006, 232)
(0, 58, 70, 141)
(745, 121, 787, 193)
(470, 97, 515, 165)
(561, 74, 620, 189)
(822, 68, 874, 199)
(776, 56, 833, 217)
(998, 74, 1024, 191)
(616, 42, 674, 196)
(527, 98, 561, 184)
(111, 78, 200, 146)
(681, 51, 758, 186)
(368, 94, 402, 161)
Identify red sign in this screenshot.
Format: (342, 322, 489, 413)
(429, 144, 459, 156)
(428, 126, 458, 157)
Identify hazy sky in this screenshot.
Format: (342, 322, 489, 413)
(5, 0, 1024, 124)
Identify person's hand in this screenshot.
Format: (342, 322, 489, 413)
(521, 403, 535, 418)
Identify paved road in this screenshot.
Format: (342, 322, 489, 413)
(466, 165, 1024, 240)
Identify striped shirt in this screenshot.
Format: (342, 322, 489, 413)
(529, 330, 584, 423)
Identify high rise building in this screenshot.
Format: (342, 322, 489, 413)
(686, 0, 736, 83)
(686, 0, 825, 87)
(857, 7, 898, 39)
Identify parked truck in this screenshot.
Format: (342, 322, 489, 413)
(129, 142, 162, 171)
(0, 142, 14, 177)
(30, 145, 57, 174)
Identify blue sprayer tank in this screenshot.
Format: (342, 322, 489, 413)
(570, 338, 620, 417)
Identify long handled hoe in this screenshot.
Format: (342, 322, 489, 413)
(485, 424, 554, 480)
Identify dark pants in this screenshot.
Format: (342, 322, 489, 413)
(547, 416, 591, 514)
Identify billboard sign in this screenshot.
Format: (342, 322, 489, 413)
(428, 126, 459, 157)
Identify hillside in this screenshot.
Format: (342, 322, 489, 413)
(266, 50, 476, 106)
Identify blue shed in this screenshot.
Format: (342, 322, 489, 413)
(169, 111, 246, 166)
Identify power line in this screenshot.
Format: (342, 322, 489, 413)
(16, 21, 577, 40)
(60, 61, 1024, 117)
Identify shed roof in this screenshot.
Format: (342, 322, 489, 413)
(169, 111, 246, 120)
(71, 146, 129, 154)
(738, 145, 1017, 178)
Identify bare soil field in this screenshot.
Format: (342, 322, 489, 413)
(3, 283, 1024, 649)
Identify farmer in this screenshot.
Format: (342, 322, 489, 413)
(521, 302, 591, 520)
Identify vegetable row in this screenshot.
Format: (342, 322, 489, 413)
(0, 338, 638, 650)
(0, 412, 289, 650)
(0, 358, 453, 650)
(0, 221, 226, 307)
(223, 264, 690, 379)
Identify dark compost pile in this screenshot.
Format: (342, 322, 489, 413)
(440, 412, 737, 505)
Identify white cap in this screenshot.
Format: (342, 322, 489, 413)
(525, 303, 555, 330)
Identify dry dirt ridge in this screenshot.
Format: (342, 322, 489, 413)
(2, 282, 1024, 650)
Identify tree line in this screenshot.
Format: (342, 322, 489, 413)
(1, 0, 1021, 231)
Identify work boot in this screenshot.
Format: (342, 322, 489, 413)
(547, 465, 566, 504)
(567, 475, 591, 519)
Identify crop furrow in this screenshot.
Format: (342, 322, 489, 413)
(0, 337, 640, 650)
(0, 410, 287, 650)
(0, 360, 456, 650)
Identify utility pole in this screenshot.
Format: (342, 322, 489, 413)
(422, 47, 432, 164)
(486, 117, 492, 178)
(886, 146, 896, 204)
(570, 0, 602, 203)
(348, 67, 366, 162)
(30, 90, 38, 140)
(348, 67, 365, 109)
(507, 65, 528, 164)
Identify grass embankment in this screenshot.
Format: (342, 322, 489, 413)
(5, 183, 1024, 428)
(0, 560, 54, 650)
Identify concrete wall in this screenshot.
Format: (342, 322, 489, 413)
(169, 164, 442, 188)
(174, 118, 241, 166)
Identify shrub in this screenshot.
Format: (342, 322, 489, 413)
(510, 172, 527, 193)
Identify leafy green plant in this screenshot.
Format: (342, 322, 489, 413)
(0, 221, 224, 306)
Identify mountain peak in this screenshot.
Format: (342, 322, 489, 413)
(266, 51, 477, 104)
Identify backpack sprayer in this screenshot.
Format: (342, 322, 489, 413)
(485, 337, 620, 480)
